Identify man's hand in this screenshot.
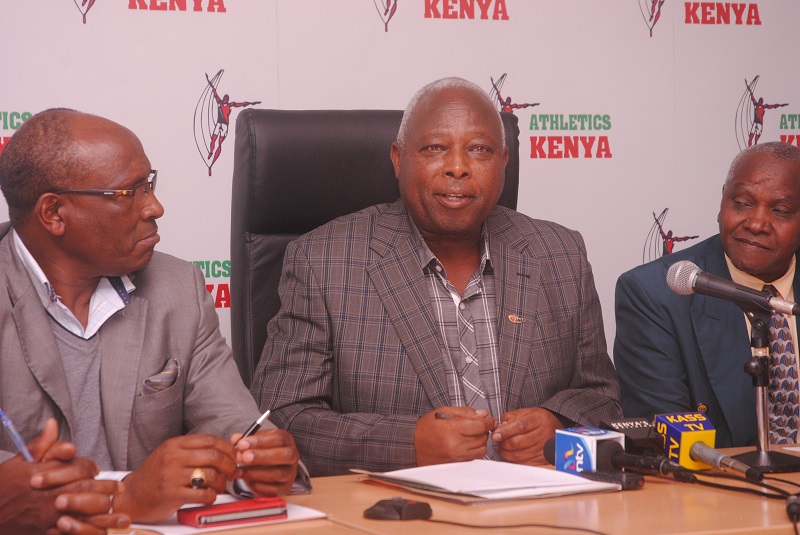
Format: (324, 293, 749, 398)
(492, 408, 562, 465)
(231, 429, 299, 496)
(0, 418, 130, 535)
(112, 434, 237, 524)
(413, 407, 496, 466)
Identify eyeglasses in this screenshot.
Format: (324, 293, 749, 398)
(55, 170, 158, 199)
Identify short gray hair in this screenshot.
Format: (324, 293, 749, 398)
(396, 77, 505, 149)
(725, 141, 800, 185)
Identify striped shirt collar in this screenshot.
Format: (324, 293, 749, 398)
(409, 216, 492, 277)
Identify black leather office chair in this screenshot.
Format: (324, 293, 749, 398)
(230, 108, 520, 386)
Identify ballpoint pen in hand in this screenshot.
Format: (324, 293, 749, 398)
(0, 409, 34, 462)
(234, 409, 271, 447)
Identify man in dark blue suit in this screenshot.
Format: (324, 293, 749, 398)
(615, 141, 800, 447)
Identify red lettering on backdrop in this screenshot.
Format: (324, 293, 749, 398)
(425, 0, 441, 18)
(530, 136, 547, 158)
(781, 135, 800, 147)
(215, 284, 231, 308)
(530, 136, 612, 158)
(684, 3, 761, 25)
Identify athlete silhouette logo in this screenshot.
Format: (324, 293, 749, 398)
(74, 0, 96, 24)
(643, 208, 699, 263)
(374, 0, 398, 32)
(193, 70, 261, 177)
(489, 74, 538, 114)
(735, 76, 789, 150)
(745, 77, 788, 146)
(638, 0, 666, 37)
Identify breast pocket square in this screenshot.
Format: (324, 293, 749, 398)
(140, 357, 179, 396)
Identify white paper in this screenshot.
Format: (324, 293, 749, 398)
(360, 459, 619, 498)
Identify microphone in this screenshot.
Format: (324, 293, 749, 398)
(655, 412, 716, 471)
(594, 441, 695, 481)
(666, 260, 800, 316)
(543, 438, 696, 482)
(600, 417, 663, 456)
(688, 442, 762, 481)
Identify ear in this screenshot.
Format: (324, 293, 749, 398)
(35, 193, 66, 237)
(390, 142, 402, 180)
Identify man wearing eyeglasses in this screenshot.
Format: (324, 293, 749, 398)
(0, 108, 304, 528)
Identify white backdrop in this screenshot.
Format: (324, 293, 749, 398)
(2, 0, 798, 353)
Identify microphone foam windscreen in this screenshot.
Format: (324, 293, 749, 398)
(595, 440, 624, 472)
(666, 260, 699, 295)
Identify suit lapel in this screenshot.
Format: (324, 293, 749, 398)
(692, 237, 755, 444)
(99, 293, 147, 470)
(487, 212, 539, 413)
(2, 233, 75, 436)
(365, 205, 449, 409)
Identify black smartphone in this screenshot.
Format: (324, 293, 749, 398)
(580, 470, 645, 490)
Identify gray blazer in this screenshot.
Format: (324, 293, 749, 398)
(251, 200, 622, 476)
(0, 222, 261, 469)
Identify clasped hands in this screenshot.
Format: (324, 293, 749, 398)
(113, 429, 299, 523)
(0, 418, 130, 535)
(413, 406, 562, 466)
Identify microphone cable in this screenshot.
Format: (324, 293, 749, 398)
(676, 468, 800, 533)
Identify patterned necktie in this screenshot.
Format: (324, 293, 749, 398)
(764, 284, 799, 444)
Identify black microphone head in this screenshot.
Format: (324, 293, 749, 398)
(595, 440, 625, 471)
(667, 260, 700, 295)
(543, 437, 556, 465)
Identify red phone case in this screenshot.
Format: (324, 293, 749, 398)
(177, 497, 288, 527)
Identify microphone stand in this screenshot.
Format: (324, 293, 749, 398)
(734, 306, 800, 473)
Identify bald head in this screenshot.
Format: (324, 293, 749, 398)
(0, 108, 138, 226)
(396, 77, 505, 150)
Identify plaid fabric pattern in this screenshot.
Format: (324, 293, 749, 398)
(419, 228, 502, 460)
(252, 200, 622, 476)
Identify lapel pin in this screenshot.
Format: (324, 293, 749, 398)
(507, 314, 526, 324)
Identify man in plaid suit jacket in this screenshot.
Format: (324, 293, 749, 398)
(252, 78, 621, 476)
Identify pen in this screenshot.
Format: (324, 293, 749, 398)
(234, 409, 271, 447)
(0, 409, 34, 462)
(434, 412, 453, 420)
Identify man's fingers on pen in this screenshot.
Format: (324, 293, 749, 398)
(242, 468, 296, 496)
(41, 441, 79, 463)
(238, 443, 300, 467)
(27, 418, 60, 461)
(447, 417, 495, 437)
(237, 430, 299, 463)
(237, 429, 296, 450)
(436, 407, 489, 419)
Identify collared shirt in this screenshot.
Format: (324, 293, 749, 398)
(12, 229, 135, 339)
(410, 219, 503, 422)
(725, 253, 799, 360)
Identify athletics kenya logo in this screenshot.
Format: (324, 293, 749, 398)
(73, 0, 97, 24)
(374, 0, 398, 32)
(193, 70, 261, 176)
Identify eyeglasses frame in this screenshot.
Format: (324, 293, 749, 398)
(54, 169, 158, 198)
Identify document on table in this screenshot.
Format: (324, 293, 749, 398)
(128, 494, 327, 534)
(353, 459, 619, 504)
